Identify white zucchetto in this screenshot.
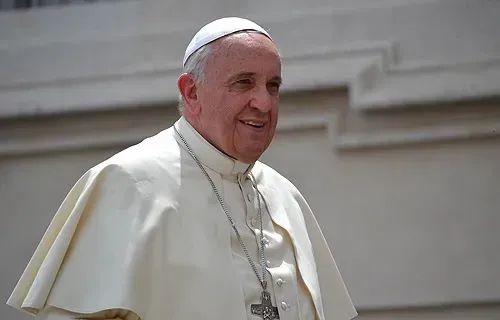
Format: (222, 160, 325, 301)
(183, 17, 272, 66)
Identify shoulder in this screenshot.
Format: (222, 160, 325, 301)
(253, 161, 305, 200)
(89, 127, 181, 183)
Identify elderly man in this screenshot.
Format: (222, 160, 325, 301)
(7, 17, 357, 320)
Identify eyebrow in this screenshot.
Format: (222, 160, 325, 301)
(272, 76, 283, 86)
(226, 72, 282, 85)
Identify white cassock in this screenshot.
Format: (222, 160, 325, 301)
(7, 117, 357, 320)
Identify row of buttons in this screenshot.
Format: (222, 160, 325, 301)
(277, 278, 290, 311)
(244, 183, 293, 313)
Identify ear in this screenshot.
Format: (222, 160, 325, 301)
(177, 73, 201, 115)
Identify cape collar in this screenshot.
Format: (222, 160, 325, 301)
(173, 117, 254, 181)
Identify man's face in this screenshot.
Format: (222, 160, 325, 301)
(194, 32, 282, 163)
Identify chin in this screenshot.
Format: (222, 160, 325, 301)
(237, 147, 267, 163)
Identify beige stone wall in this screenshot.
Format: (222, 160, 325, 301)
(1, 0, 500, 319)
(1, 0, 500, 118)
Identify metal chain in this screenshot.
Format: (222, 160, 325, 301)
(253, 177, 267, 290)
(174, 127, 268, 290)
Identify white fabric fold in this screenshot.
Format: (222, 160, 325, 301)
(7, 117, 357, 320)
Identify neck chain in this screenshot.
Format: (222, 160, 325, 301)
(175, 127, 280, 320)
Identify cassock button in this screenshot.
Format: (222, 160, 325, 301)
(277, 278, 286, 287)
(281, 302, 289, 310)
(266, 260, 272, 268)
(250, 217, 258, 227)
(261, 237, 269, 246)
(247, 193, 254, 202)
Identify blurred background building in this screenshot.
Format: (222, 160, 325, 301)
(1, 0, 500, 319)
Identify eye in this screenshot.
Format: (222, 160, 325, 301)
(268, 82, 281, 93)
(236, 79, 252, 85)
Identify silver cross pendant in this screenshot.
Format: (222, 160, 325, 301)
(251, 289, 280, 320)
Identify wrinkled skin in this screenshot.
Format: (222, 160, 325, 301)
(178, 32, 282, 164)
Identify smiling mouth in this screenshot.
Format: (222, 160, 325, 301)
(240, 120, 265, 128)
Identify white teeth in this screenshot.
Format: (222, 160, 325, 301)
(244, 121, 264, 127)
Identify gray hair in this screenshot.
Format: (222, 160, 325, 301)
(177, 43, 214, 114)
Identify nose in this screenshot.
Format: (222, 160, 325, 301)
(249, 85, 274, 112)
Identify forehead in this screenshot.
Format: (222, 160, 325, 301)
(207, 33, 281, 76)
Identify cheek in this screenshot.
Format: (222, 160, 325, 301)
(271, 102, 279, 121)
(223, 98, 248, 122)
(212, 105, 239, 136)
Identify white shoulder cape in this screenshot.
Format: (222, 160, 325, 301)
(7, 126, 357, 320)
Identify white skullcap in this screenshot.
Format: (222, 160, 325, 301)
(183, 17, 272, 67)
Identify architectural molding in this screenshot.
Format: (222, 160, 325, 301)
(2, 40, 499, 119)
(0, 107, 178, 156)
(1, 0, 500, 119)
(2, 92, 499, 157)
(0, 102, 331, 157)
(351, 57, 500, 110)
(336, 119, 500, 150)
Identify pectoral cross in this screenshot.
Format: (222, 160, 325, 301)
(251, 289, 280, 320)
